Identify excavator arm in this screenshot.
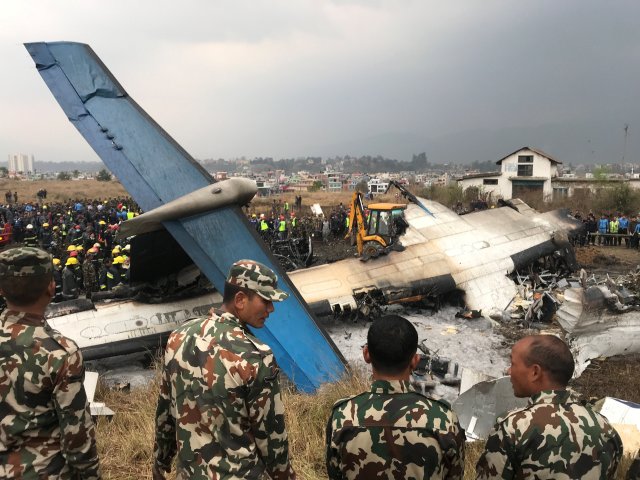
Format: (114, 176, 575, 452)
(344, 191, 368, 255)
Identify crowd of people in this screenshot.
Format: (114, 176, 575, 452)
(574, 211, 640, 247)
(0, 195, 141, 301)
(246, 198, 352, 243)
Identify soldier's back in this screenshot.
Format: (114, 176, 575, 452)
(0, 310, 99, 479)
(327, 379, 465, 480)
(477, 390, 622, 480)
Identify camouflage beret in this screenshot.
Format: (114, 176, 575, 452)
(0, 247, 53, 277)
(226, 259, 289, 302)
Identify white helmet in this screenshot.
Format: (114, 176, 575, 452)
(26, 224, 33, 230)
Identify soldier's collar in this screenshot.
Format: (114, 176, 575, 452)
(0, 309, 47, 327)
(529, 389, 572, 405)
(370, 379, 414, 395)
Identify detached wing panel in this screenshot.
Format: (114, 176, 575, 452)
(26, 41, 346, 392)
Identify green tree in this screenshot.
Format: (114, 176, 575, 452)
(307, 180, 325, 192)
(355, 180, 369, 193)
(96, 169, 112, 182)
(0, 166, 7, 178)
(57, 171, 72, 181)
(72, 169, 80, 178)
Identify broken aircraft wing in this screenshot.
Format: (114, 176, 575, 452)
(290, 197, 582, 316)
(557, 285, 640, 376)
(25, 41, 346, 393)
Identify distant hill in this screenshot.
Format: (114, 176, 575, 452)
(31, 161, 105, 173)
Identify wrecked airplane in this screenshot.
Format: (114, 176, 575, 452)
(289, 195, 583, 318)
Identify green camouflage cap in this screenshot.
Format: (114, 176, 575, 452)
(0, 247, 53, 277)
(226, 259, 289, 302)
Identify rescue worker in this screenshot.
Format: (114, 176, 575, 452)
(0, 247, 101, 478)
(62, 257, 80, 300)
(609, 216, 619, 246)
(153, 260, 296, 479)
(249, 213, 258, 231)
(278, 214, 287, 240)
(259, 214, 270, 240)
(476, 335, 623, 479)
(619, 214, 629, 246)
(40, 222, 53, 250)
(598, 214, 609, 245)
(52, 257, 63, 303)
(104, 257, 122, 290)
(23, 224, 38, 247)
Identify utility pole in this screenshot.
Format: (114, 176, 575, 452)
(622, 123, 629, 164)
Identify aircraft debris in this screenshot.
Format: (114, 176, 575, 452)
(452, 376, 528, 440)
(596, 397, 640, 455)
(84, 371, 115, 419)
(557, 275, 640, 376)
(411, 340, 461, 392)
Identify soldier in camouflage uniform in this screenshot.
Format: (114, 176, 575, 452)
(476, 335, 623, 479)
(153, 259, 296, 480)
(0, 247, 101, 479)
(326, 314, 465, 479)
(82, 250, 98, 299)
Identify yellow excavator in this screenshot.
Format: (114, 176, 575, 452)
(344, 189, 409, 261)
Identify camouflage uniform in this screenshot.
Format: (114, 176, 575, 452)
(82, 258, 98, 295)
(0, 248, 101, 479)
(153, 260, 293, 480)
(326, 379, 465, 479)
(476, 390, 623, 479)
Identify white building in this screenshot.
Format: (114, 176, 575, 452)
(8, 153, 34, 175)
(368, 178, 389, 194)
(457, 147, 561, 201)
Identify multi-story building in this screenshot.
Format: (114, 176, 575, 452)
(457, 147, 561, 201)
(8, 153, 34, 175)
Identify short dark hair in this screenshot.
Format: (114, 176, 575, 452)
(222, 281, 256, 304)
(0, 273, 52, 306)
(524, 335, 575, 386)
(367, 315, 418, 375)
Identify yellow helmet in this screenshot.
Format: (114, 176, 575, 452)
(99, 220, 106, 225)
(113, 255, 125, 265)
(52, 258, 61, 266)
(66, 245, 76, 252)
(43, 223, 49, 228)
(76, 245, 84, 251)
(65, 257, 79, 266)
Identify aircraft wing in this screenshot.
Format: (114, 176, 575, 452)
(25, 41, 346, 392)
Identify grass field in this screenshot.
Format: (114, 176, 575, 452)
(94, 368, 636, 479)
(0, 178, 129, 204)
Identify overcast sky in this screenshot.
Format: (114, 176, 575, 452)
(1, 1, 639, 166)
